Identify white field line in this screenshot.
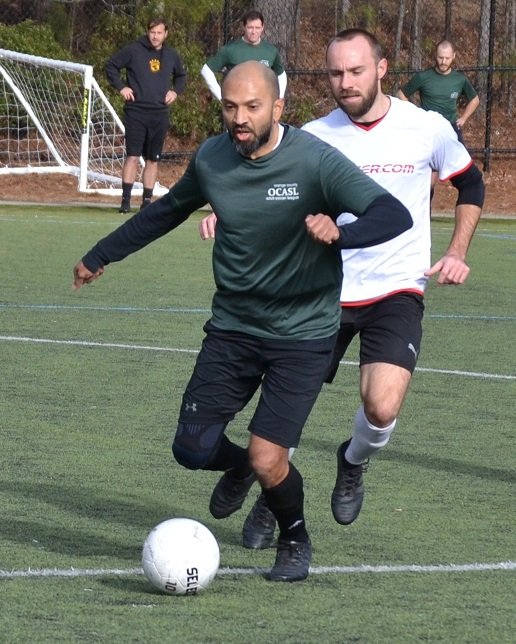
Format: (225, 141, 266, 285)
(1, 561, 515, 580)
(1, 302, 515, 322)
(1, 335, 515, 381)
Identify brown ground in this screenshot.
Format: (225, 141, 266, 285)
(0, 157, 514, 216)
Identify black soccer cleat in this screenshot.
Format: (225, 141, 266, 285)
(118, 200, 131, 214)
(331, 439, 368, 525)
(209, 469, 256, 519)
(242, 493, 276, 549)
(140, 198, 151, 210)
(265, 539, 312, 582)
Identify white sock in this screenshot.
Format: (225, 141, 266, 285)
(344, 404, 396, 465)
(288, 447, 296, 460)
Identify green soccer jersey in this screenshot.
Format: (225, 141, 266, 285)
(402, 68, 478, 123)
(161, 127, 387, 340)
(83, 126, 400, 341)
(206, 38, 285, 76)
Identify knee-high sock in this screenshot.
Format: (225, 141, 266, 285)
(345, 404, 396, 465)
(263, 463, 309, 543)
(205, 435, 250, 475)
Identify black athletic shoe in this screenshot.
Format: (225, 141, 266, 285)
(265, 539, 312, 582)
(331, 440, 368, 525)
(242, 493, 276, 549)
(209, 469, 256, 519)
(140, 198, 151, 210)
(118, 200, 130, 214)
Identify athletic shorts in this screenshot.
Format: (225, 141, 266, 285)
(123, 109, 169, 161)
(179, 322, 337, 448)
(325, 292, 424, 383)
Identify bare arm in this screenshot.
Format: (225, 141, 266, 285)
(397, 89, 409, 101)
(425, 203, 481, 285)
(456, 95, 480, 128)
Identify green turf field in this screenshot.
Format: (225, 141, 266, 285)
(1, 205, 515, 643)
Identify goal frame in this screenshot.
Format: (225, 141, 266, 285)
(0, 48, 163, 196)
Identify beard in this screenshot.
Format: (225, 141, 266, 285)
(334, 82, 378, 120)
(229, 123, 273, 157)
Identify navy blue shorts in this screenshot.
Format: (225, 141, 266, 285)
(325, 292, 424, 383)
(123, 109, 169, 161)
(179, 322, 337, 448)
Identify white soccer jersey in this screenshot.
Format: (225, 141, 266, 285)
(303, 97, 472, 305)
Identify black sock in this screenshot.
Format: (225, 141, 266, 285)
(122, 182, 133, 203)
(205, 435, 251, 474)
(142, 187, 153, 206)
(263, 463, 309, 543)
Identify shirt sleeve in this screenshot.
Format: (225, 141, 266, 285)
(206, 46, 228, 73)
(401, 72, 422, 98)
(171, 50, 187, 94)
(105, 45, 131, 91)
(428, 111, 473, 181)
(461, 75, 478, 101)
(82, 155, 206, 272)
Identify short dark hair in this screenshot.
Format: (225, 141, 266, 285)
(242, 9, 264, 26)
(436, 39, 455, 53)
(147, 16, 168, 31)
(327, 28, 385, 64)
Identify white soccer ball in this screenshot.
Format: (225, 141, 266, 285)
(141, 517, 220, 595)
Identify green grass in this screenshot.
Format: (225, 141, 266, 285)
(0, 206, 515, 643)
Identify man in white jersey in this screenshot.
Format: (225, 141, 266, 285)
(233, 28, 485, 549)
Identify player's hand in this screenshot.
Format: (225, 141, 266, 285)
(425, 253, 470, 285)
(199, 212, 218, 240)
(305, 214, 340, 245)
(120, 87, 135, 102)
(72, 261, 104, 290)
(165, 90, 178, 105)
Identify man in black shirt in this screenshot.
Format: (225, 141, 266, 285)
(106, 17, 186, 213)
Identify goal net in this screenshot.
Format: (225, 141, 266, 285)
(0, 48, 160, 196)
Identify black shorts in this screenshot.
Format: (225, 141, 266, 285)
(123, 110, 169, 161)
(179, 322, 337, 448)
(325, 292, 424, 383)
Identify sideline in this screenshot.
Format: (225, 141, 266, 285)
(1, 560, 515, 580)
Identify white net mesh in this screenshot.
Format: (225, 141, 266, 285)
(0, 48, 138, 194)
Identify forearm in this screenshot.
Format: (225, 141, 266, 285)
(82, 194, 189, 271)
(458, 96, 480, 124)
(446, 204, 481, 259)
(335, 194, 412, 249)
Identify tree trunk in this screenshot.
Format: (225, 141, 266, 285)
(253, 0, 301, 67)
(394, 0, 406, 68)
(410, 0, 423, 70)
(477, 0, 491, 113)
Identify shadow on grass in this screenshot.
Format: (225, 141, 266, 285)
(378, 448, 516, 484)
(0, 478, 245, 558)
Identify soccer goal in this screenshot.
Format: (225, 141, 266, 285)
(0, 48, 160, 196)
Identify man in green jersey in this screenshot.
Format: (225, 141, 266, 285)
(201, 9, 287, 99)
(398, 39, 479, 145)
(72, 61, 411, 582)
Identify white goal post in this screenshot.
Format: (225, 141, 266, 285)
(0, 48, 166, 196)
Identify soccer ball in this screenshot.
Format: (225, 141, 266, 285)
(141, 517, 220, 595)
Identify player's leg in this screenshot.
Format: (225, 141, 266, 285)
(242, 319, 357, 550)
(249, 334, 336, 581)
(332, 293, 424, 525)
(141, 112, 168, 209)
(120, 111, 145, 213)
(171, 323, 262, 517)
